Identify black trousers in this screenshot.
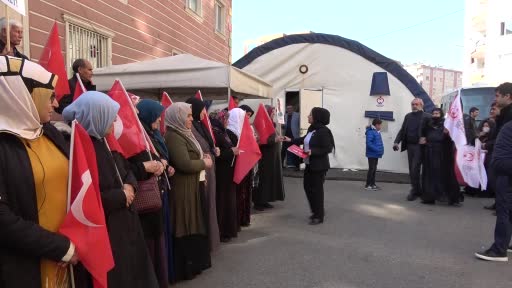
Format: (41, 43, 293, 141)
(407, 144, 423, 196)
(490, 177, 512, 254)
(304, 166, 326, 220)
(366, 158, 378, 186)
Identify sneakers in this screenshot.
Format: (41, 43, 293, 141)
(475, 249, 508, 262)
(365, 185, 377, 191)
(508, 246, 512, 253)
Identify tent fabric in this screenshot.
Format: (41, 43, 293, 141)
(234, 33, 434, 112)
(93, 54, 272, 99)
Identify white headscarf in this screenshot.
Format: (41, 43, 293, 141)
(227, 108, 246, 138)
(165, 102, 203, 158)
(62, 91, 120, 139)
(0, 56, 56, 140)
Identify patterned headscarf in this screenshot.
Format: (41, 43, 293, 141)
(0, 56, 57, 140)
(165, 102, 203, 158)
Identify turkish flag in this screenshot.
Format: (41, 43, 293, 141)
(228, 95, 237, 111)
(233, 115, 261, 184)
(107, 80, 147, 158)
(195, 90, 217, 146)
(105, 132, 126, 157)
(160, 92, 173, 135)
(253, 103, 275, 144)
(59, 122, 114, 288)
(39, 21, 70, 101)
(73, 74, 87, 100)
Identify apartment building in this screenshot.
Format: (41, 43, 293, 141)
(405, 63, 462, 105)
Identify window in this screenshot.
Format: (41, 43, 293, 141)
(64, 15, 113, 76)
(501, 21, 512, 36)
(215, 1, 226, 34)
(426, 76, 430, 81)
(187, 0, 202, 15)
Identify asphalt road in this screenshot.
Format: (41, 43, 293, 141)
(175, 178, 512, 288)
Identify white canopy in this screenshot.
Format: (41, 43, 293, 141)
(93, 54, 272, 100)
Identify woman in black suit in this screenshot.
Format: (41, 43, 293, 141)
(289, 107, 335, 225)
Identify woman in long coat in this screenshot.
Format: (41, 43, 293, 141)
(254, 105, 286, 210)
(226, 108, 252, 227)
(186, 97, 221, 251)
(164, 102, 213, 281)
(211, 110, 240, 242)
(0, 57, 79, 288)
(63, 91, 159, 288)
(128, 99, 176, 287)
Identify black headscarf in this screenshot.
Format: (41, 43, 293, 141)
(308, 107, 335, 152)
(431, 107, 444, 127)
(185, 97, 215, 148)
(239, 105, 254, 116)
(186, 97, 206, 121)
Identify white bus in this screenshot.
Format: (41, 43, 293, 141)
(440, 87, 496, 124)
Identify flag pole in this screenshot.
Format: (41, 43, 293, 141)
(75, 73, 86, 92)
(67, 121, 77, 288)
(231, 113, 244, 167)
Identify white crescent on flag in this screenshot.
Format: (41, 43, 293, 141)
(71, 170, 102, 227)
(113, 115, 124, 140)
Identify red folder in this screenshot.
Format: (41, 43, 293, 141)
(287, 144, 308, 159)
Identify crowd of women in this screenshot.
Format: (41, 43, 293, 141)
(0, 56, 335, 288)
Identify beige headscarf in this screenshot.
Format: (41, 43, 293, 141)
(0, 56, 57, 140)
(165, 102, 203, 158)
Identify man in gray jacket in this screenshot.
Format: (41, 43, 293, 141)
(282, 105, 301, 169)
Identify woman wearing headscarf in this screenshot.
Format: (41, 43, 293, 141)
(421, 108, 461, 206)
(211, 110, 240, 242)
(186, 97, 221, 251)
(164, 102, 213, 281)
(253, 105, 286, 211)
(0, 57, 79, 288)
(63, 91, 159, 288)
(289, 107, 334, 225)
(127, 99, 176, 287)
(226, 108, 253, 227)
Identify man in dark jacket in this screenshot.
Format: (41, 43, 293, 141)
(464, 107, 480, 145)
(393, 98, 431, 201)
(56, 58, 96, 114)
(0, 18, 28, 59)
(475, 120, 512, 262)
(494, 82, 512, 133)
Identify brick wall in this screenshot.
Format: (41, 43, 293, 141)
(27, 0, 231, 65)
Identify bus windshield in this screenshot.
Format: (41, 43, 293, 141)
(460, 87, 495, 122)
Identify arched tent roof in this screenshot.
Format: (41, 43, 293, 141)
(234, 33, 434, 112)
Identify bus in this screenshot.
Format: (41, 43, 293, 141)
(440, 87, 496, 124)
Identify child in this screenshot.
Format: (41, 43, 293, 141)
(365, 119, 384, 190)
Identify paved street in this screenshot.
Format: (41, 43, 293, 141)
(176, 178, 512, 288)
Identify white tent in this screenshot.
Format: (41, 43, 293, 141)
(234, 33, 435, 173)
(93, 54, 272, 100)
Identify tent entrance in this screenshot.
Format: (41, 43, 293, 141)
(298, 88, 323, 136)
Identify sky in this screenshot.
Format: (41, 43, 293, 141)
(232, 0, 465, 70)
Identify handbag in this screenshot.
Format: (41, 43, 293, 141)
(132, 175, 162, 213)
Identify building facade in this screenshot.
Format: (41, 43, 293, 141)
(463, 0, 512, 86)
(2, 0, 232, 74)
(405, 63, 462, 105)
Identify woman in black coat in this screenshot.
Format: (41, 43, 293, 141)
(289, 107, 335, 225)
(63, 91, 159, 288)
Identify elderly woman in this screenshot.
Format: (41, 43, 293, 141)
(421, 108, 460, 206)
(164, 102, 213, 281)
(63, 91, 159, 288)
(227, 108, 253, 227)
(128, 99, 176, 287)
(211, 110, 240, 242)
(186, 97, 220, 251)
(0, 57, 78, 287)
(253, 105, 286, 211)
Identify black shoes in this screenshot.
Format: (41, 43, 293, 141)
(407, 193, 418, 201)
(262, 203, 274, 209)
(421, 200, 435, 205)
(508, 246, 512, 253)
(254, 203, 273, 211)
(309, 218, 323, 225)
(475, 249, 508, 262)
(484, 203, 496, 210)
